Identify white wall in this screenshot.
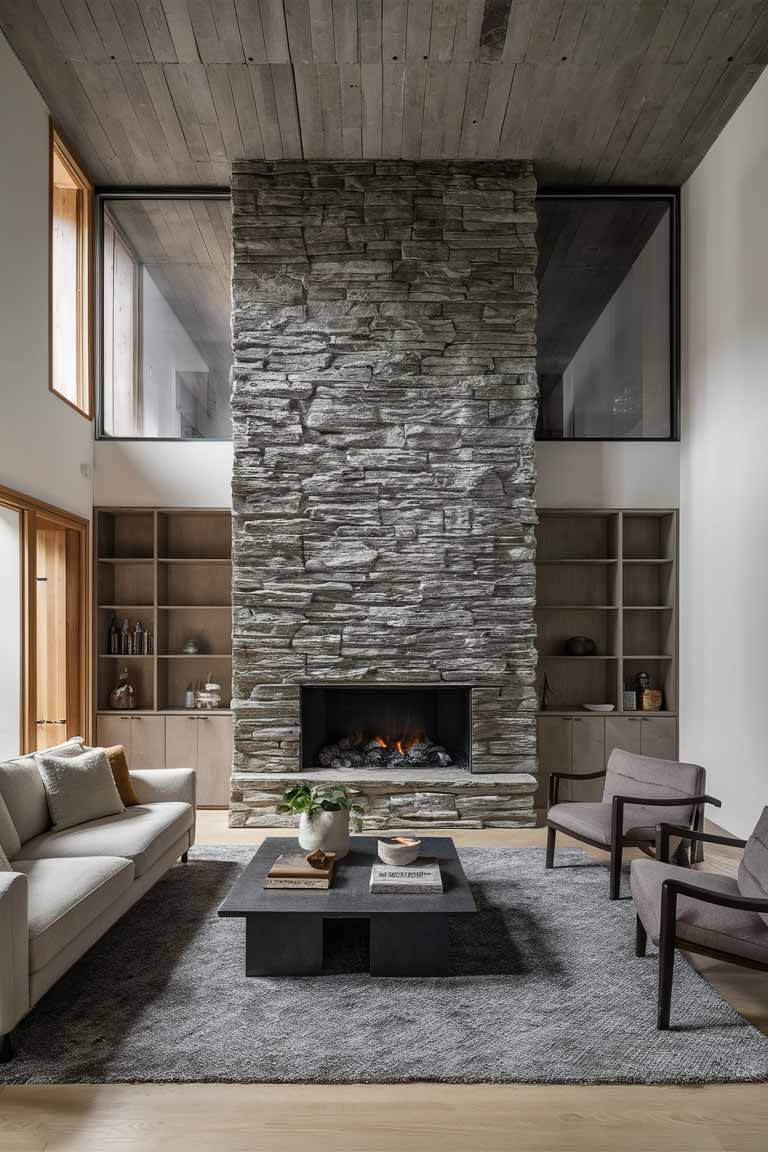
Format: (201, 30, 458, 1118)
(680, 66, 768, 838)
(141, 270, 210, 438)
(0, 504, 22, 759)
(0, 33, 93, 520)
(94, 441, 233, 507)
(535, 442, 679, 508)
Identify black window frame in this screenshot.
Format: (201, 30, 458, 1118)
(535, 187, 680, 443)
(94, 185, 232, 443)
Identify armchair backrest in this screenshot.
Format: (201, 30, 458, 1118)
(738, 806, 768, 926)
(602, 748, 706, 825)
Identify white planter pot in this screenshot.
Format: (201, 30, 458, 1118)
(298, 808, 351, 859)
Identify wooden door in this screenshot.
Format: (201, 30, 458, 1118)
(196, 715, 232, 806)
(570, 716, 605, 801)
(536, 717, 571, 810)
(97, 713, 133, 755)
(129, 716, 165, 770)
(605, 716, 643, 765)
(640, 717, 678, 760)
(35, 525, 69, 749)
(165, 715, 198, 770)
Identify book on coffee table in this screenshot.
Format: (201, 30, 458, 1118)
(263, 853, 335, 889)
(369, 858, 443, 894)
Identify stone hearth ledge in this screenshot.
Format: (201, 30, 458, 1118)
(230, 769, 538, 830)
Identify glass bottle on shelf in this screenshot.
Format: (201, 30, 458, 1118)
(108, 616, 119, 655)
(135, 620, 143, 655)
(109, 667, 136, 710)
(121, 618, 130, 656)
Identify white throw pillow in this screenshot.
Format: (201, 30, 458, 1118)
(0, 843, 11, 871)
(35, 748, 125, 832)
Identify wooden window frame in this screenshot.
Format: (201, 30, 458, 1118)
(49, 122, 93, 420)
(0, 484, 91, 753)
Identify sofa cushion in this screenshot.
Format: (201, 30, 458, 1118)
(0, 738, 84, 846)
(603, 748, 705, 828)
(548, 801, 658, 846)
(105, 745, 141, 807)
(0, 792, 20, 860)
(631, 859, 768, 966)
(738, 806, 768, 927)
(35, 747, 125, 831)
(0, 842, 10, 870)
(18, 802, 193, 878)
(13, 856, 134, 972)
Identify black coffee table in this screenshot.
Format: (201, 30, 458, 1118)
(218, 835, 476, 977)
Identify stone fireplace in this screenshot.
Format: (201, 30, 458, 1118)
(229, 159, 539, 829)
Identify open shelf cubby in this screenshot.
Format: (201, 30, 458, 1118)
(94, 509, 233, 717)
(536, 510, 678, 714)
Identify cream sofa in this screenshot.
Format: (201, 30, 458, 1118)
(0, 749, 195, 1062)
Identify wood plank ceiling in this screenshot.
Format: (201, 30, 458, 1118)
(2, 1, 767, 187)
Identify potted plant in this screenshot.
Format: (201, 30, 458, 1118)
(278, 783, 364, 859)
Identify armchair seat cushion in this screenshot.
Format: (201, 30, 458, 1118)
(16, 802, 193, 879)
(631, 859, 768, 965)
(548, 802, 659, 846)
(15, 856, 134, 971)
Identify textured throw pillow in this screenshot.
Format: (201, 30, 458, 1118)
(35, 748, 125, 832)
(104, 745, 140, 807)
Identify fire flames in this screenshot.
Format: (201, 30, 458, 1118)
(317, 729, 454, 769)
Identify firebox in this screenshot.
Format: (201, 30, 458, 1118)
(301, 685, 472, 772)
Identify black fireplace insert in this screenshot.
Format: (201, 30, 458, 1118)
(300, 685, 471, 771)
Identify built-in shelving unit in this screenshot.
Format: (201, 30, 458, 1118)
(94, 509, 233, 714)
(534, 509, 679, 814)
(535, 510, 678, 714)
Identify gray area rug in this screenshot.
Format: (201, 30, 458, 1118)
(3, 845, 768, 1085)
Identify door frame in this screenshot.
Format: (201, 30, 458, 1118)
(0, 484, 90, 753)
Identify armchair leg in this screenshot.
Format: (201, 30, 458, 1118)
(545, 826, 556, 869)
(635, 915, 647, 958)
(0, 1033, 15, 1063)
(658, 892, 676, 1030)
(609, 842, 623, 900)
(181, 851, 189, 863)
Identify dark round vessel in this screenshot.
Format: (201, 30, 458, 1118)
(565, 635, 597, 657)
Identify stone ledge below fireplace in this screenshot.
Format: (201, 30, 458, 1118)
(229, 770, 537, 830)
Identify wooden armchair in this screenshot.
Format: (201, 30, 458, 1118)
(545, 748, 720, 899)
(631, 808, 768, 1029)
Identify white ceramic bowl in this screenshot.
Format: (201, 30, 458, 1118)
(377, 837, 421, 866)
(583, 703, 615, 713)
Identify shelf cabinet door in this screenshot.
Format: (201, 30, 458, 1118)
(96, 714, 133, 755)
(570, 717, 605, 801)
(639, 716, 677, 760)
(536, 717, 571, 809)
(165, 715, 198, 770)
(129, 716, 166, 770)
(196, 715, 232, 806)
(605, 716, 643, 763)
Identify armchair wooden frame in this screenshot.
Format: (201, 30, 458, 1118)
(545, 769, 721, 899)
(635, 823, 768, 1029)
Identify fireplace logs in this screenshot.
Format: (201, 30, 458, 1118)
(317, 732, 453, 770)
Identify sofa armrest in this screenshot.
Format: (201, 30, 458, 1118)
(130, 769, 196, 808)
(0, 871, 29, 1037)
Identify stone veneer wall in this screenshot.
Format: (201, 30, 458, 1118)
(230, 160, 538, 828)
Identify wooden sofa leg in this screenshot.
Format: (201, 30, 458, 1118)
(545, 826, 556, 869)
(181, 851, 189, 863)
(0, 1033, 15, 1063)
(609, 843, 623, 900)
(635, 915, 647, 958)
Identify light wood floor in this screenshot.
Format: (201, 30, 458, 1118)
(1, 814, 767, 1152)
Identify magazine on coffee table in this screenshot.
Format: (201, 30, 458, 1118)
(369, 858, 443, 894)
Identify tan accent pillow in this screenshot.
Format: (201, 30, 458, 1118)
(104, 745, 141, 807)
